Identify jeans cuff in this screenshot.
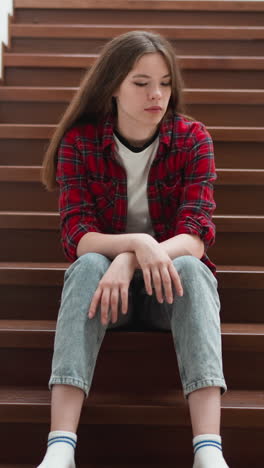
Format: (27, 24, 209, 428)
(49, 376, 89, 397)
(183, 378, 227, 399)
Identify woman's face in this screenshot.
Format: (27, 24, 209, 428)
(114, 52, 172, 131)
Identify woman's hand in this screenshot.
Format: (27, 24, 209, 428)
(88, 252, 137, 326)
(133, 234, 183, 303)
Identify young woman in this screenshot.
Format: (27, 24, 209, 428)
(39, 31, 228, 468)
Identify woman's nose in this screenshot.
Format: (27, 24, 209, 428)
(148, 86, 162, 99)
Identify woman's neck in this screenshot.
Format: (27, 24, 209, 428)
(115, 120, 159, 148)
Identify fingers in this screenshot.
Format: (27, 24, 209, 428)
(142, 266, 166, 304)
(88, 285, 129, 325)
(142, 268, 152, 296)
(143, 262, 183, 303)
(168, 263, 183, 297)
(160, 266, 173, 303)
(88, 287, 102, 319)
(100, 288, 111, 325)
(110, 288, 119, 324)
(151, 267, 163, 303)
(120, 287, 128, 315)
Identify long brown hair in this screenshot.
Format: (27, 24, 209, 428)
(42, 30, 188, 191)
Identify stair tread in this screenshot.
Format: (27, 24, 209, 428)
(0, 124, 263, 141)
(2, 166, 264, 184)
(1, 86, 264, 104)
(13, 0, 264, 12)
(2, 211, 264, 232)
(4, 52, 264, 70)
(1, 261, 264, 272)
(0, 319, 263, 334)
(0, 320, 263, 352)
(0, 385, 263, 406)
(10, 23, 264, 39)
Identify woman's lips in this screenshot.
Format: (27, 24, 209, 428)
(145, 107, 162, 112)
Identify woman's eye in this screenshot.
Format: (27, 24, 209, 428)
(134, 82, 171, 87)
(134, 82, 147, 86)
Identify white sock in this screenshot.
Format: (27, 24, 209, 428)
(193, 434, 229, 468)
(37, 430, 77, 468)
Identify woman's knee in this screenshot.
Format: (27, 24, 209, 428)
(172, 255, 218, 293)
(64, 252, 111, 282)
(173, 255, 203, 278)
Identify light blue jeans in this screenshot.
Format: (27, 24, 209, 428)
(49, 253, 227, 398)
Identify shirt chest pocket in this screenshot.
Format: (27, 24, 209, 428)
(158, 179, 182, 205)
(87, 178, 117, 215)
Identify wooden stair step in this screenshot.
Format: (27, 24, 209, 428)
(10, 23, 264, 40)
(0, 124, 263, 141)
(10, 28, 264, 56)
(2, 166, 264, 184)
(4, 52, 264, 70)
(1, 138, 263, 170)
(217, 169, 264, 185)
(0, 262, 263, 288)
(2, 211, 264, 231)
(0, 465, 218, 468)
(0, 386, 263, 426)
(0, 463, 179, 468)
(1, 97, 264, 126)
(1, 86, 264, 104)
(0, 323, 263, 389)
(13, 1, 264, 12)
(0, 320, 263, 351)
(13, 4, 264, 34)
(1, 212, 264, 263)
(5, 63, 263, 89)
(1, 263, 264, 322)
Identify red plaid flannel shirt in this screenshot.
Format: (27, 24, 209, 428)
(56, 112, 217, 274)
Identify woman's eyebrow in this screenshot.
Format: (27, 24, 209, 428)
(132, 73, 171, 78)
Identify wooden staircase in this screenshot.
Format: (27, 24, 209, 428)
(1, 1, 264, 467)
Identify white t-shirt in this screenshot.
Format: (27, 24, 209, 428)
(114, 132, 159, 236)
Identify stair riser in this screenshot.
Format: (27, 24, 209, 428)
(1, 423, 264, 467)
(1, 139, 263, 169)
(2, 101, 264, 127)
(2, 230, 264, 264)
(1, 182, 264, 215)
(0, 139, 48, 166)
(1, 347, 264, 390)
(210, 233, 264, 265)
(2, 284, 264, 323)
(10, 37, 264, 56)
(14, 9, 264, 26)
(0, 182, 57, 211)
(4, 67, 264, 89)
(1, 285, 61, 320)
(3, 423, 264, 467)
(214, 186, 264, 215)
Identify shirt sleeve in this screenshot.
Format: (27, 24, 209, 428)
(56, 129, 101, 262)
(175, 122, 217, 251)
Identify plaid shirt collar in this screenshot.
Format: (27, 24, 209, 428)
(101, 112, 173, 151)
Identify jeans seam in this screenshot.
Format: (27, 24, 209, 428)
(49, 376, 89, 397)
(183, 378, 227, 398)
